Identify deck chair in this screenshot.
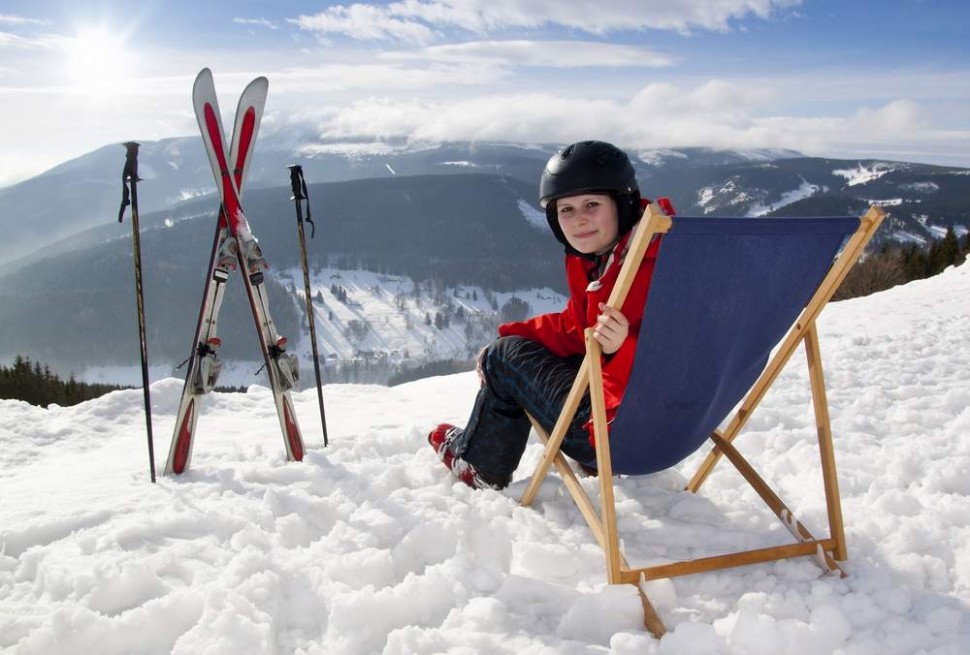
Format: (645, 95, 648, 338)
(519, 203, 886, 636)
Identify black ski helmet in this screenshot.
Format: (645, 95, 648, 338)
(539, 140, 641, 256)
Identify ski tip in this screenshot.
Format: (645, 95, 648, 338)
(194, 68, 215, 92)
(242, 76, 269, 97)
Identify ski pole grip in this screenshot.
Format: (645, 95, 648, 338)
(288, 164, 305, 201)
(119, 141, 141, 223)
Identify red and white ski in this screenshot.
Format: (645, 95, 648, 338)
(165, 68, 304, 475)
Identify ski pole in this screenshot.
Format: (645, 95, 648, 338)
(118, 141, 157, 482)
(288, 164, 329, 446)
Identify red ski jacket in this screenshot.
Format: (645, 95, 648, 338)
(498, 199, 671, 436)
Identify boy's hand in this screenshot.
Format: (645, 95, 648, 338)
(593, 303, 629, 355)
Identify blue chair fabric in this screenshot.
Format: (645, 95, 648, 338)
(609, 216, 860, 475)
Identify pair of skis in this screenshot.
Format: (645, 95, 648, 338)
(165, 69, 306, 475)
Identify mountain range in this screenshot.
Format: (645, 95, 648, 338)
(1, 138, 967, 384)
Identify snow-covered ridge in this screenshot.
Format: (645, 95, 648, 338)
(637, 148, 689, 166)
(297, 140, 440, 159)
(746, 178, 823, 216)
(284, 267, 564, 368)
(696, 178, 756, 214)
(832, 162, 899, 186)
(636, 147, 801, 167)
(899, 181, 939, 194)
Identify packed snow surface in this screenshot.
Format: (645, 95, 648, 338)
(1, 264, 969, 654)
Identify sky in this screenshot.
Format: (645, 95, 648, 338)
(1, 0, 969, 187)
(1, 257, 969, 652)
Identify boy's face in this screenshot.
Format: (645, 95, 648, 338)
(555, 193, 619, 255)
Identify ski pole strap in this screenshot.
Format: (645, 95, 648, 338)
(288, 164, 315, 238)
(118, 141, 141, 223)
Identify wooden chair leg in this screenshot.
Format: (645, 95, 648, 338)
(585, 330, 621, 584)
(805, 325, 848, 561)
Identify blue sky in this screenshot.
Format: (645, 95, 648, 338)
(1, 0, 968, 187)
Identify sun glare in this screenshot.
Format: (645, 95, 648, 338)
(63, 26, 133, 88)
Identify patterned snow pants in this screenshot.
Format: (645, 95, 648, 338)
(448, 336, 596, 488)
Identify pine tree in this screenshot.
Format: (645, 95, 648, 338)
(0, 356, 126, 407)
(937, 227, 959, 272)
(903, 245, 928, 281)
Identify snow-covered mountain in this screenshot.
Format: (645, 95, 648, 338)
(0, 138, 558, 266)
(79, 267, 567, 388)
(0, 173, 566, 384)
(2, 139, 968, 384)
(1, 259, 967, 654)
(643, 157, 970, 244)
(4, 137, 966, 266)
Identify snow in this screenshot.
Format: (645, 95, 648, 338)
(745, 177, 822, 216)
(832, 162, 899, 187)
(636, 149, 689, 166)
(2, 263, 970, 654)
(927, 224, 950, 239)
(278, 267, 565, 366)
(438, 161, 479, 168)
(517, 199, 549, 232)
(177, 188, 210, 202)
(900, 182, 940, 194)
(894, 231, 929, 246)
(696, 179, 755, 214)
(869, 198, 904, 207)
(296, 142, 440, 160)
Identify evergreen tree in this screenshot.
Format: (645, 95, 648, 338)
(936, 227, 960, 273)
(500, 296, 530, 322)
(903, 245, 928, 281)
(0, 356, 127, 407)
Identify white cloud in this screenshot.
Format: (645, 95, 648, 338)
(293, 0, 802, 42)
(385, 40, 673, 68)
(269, 60, 509, 94)
(0, 29, 58, 50)
(232, 18, 279, 30)
(0, 31, 27, 48)
(283, 77, 970, 167)
(291, 4, 440, 44)
(0, 14, 50, 27)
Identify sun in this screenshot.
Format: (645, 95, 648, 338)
(63, 25, 133, 88)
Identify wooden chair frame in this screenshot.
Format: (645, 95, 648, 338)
(519, 204, 886, 636)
